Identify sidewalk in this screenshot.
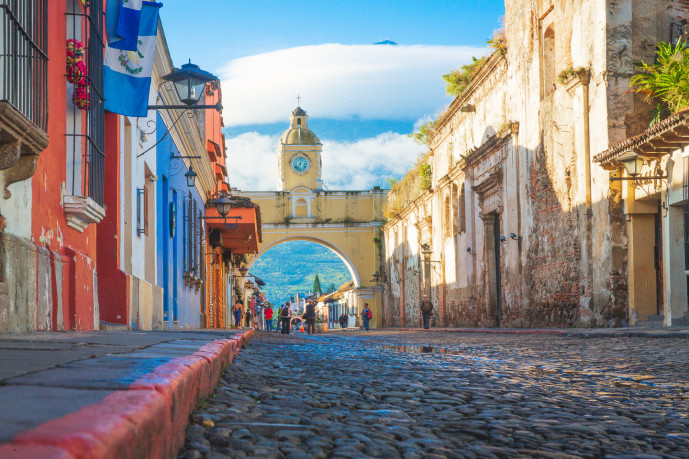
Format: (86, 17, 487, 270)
(0, 328, 254, 458)
(395, 326, 689, 339)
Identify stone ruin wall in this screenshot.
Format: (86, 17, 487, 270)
(383, 0, 684, 328)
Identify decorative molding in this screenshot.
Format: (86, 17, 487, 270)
(3, 154, 38, 199)
(63, 195, 106, 232)
(472, 167, 504, 215)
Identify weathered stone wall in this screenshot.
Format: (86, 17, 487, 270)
(383, 0, 679, 328)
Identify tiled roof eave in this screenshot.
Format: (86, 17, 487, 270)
(593, 109, 689, 166)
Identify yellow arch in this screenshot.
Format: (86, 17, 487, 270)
(247, 235, 361, 288)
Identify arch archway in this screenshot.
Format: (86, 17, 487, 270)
(247, 235, 361, 288)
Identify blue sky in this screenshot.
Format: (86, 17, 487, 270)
(159, 1, 505, 190)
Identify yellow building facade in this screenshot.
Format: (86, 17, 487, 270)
(238, 107, 387, 327)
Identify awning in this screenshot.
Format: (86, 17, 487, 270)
(594, 109, 689, 169)
(206, 205, 261, 254)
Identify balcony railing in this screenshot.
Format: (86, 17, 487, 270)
(65, 0, 105, 207)
(0, 0, 48, 132)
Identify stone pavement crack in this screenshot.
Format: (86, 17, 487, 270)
(179, 331, 689, 459)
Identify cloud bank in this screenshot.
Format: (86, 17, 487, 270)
(218, 43, 487, 127)
(226, 131, 423, 191)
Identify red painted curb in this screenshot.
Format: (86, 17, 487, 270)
(4, 330, 254, 459)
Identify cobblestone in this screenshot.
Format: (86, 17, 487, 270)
(179, 331, 689, 458)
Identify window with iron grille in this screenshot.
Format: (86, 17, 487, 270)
(183, 192, 190, 273)
(65, 0, 105, 206)
(0, 0, 48, 131)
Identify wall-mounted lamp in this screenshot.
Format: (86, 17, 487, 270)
(499, 236, 506, 243)
(420, 243, 441, 264)
(184, 166, 197, 187)
(200, 191, 242, 228)
(510, 232, 520, 241)
(609, 152, 666, 183)
(466, 247, 472, 254)
(371, 271, 386, 285)
(148, 61, 222, 111)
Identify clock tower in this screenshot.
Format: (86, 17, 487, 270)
(277, 106, 322, 191)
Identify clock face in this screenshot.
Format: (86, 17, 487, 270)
(291, 155, 310, 174)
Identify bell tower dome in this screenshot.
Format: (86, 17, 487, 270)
(277, 106, 323, 191)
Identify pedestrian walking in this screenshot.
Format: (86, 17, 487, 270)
(245, 307, 253, 328)
(281, 302, 292, 334)
(339, 312, 347, 329)
(360, 303, 372, 331)
(264, 305, 274, 332)
(303, 301, 316, 335)
(233, 300, 243, 328)
(276, 304, 283, 332)
(420, 294, 433, 329)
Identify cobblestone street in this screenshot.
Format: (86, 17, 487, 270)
(180, 331, 689, 458)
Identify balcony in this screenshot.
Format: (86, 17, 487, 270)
(0, 0, 49, 198)
(205, 205, 261, 254)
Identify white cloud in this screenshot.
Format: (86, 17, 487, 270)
(226, 132, 280, 190)
(227, 131, 424, 191)
(218, 43, 488, 126)
(321, 133, 422, 190)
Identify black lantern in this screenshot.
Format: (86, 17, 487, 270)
(619, 152, 644, 177)
(184, 165, 197, 187)
(420, 243, 432, 263)
(211, 192, 235, 218)
(163, 60, 218, 106)
(238, 266, 249, 277)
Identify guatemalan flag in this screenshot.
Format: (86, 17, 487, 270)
(111, 0, 143, 51)
(104, 1, 162, 117)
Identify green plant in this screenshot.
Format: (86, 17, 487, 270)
(630, 39, 689, 123)
(442, 56, 488, 98)
(557, 66, 587, 85)
(408, 119, 438, 146)
(419, 163, 432, 190)
(487, 21, 506, 56)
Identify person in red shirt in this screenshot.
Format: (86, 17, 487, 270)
(264, 305, 274, 332)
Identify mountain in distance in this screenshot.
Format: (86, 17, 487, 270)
(250, 241, 351, 305)
(373, 40, 398, 45)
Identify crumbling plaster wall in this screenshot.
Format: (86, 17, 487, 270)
(382, 0, 683, 328)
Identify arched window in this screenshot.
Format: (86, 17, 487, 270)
(542, 25, 556, 98)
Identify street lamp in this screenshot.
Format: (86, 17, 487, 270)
(620, 152, 644, 177)
(609, 152, 666, 183)
(420, 243, 433, 263)
(139, 61, 222, 158)
(211, 192, 235, 218)
(148, 60, 222, 111)
(165, 61, 216, 106)
(184, 165, 197, 187)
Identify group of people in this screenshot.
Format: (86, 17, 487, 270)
(232, 300, 257, 329)
(234, 295, 433, 331)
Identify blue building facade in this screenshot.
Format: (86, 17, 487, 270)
(156, 113, 205, 329)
